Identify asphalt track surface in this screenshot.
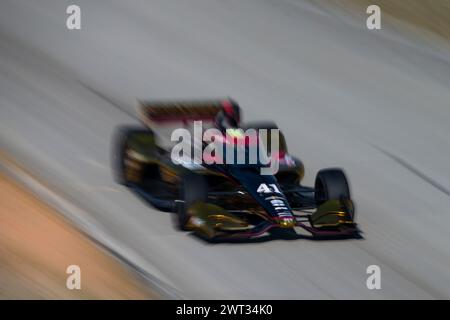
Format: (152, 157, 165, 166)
(1, 1, 450, 299)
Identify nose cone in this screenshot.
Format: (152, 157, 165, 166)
(277, 217, 296, 228)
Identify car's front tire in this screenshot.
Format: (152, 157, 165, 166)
(173, 173, 208, 231)
(314, 168, 350, 203)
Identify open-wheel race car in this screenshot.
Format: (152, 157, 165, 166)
(112, 99, 359, 241)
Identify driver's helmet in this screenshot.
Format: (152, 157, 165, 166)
(215, 99, 241, 132)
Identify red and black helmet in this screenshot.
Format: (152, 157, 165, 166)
(215, 99, 241, 131)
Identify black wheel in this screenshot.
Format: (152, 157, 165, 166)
(241, 121, 289, 157)
(111, 125, 151, 185)
(314, 168, 350, 203)
(174, 173, 208, 231)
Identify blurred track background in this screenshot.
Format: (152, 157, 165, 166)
(0, 0, 450, 298)
(0, 164, 154, 299)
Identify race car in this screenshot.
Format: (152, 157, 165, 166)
(111, 99, 358, 241)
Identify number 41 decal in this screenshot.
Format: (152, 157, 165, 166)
(257, 183, 282, 194)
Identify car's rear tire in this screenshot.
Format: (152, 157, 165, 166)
(111, 125, 150, 185)
(174, 173, 208, 231)
(314, 168, 350, 203)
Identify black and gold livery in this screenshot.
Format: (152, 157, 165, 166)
(112, 100, 358, 241)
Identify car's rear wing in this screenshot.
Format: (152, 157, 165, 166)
(138, 100, 226, 127)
